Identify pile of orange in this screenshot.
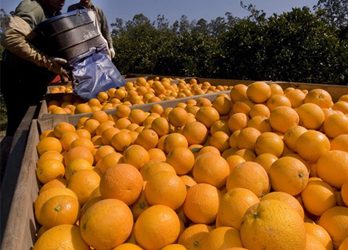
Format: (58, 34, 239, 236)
(34, 81, 348, 250)
(47, 77, 232, 115)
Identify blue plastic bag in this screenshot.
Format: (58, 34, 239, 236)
(71, 51, 125, 100)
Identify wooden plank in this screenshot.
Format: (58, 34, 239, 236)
(0, 120, 39, 250)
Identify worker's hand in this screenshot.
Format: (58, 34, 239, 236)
(48, 57, 69, 79)
(109, 48, 115, 58)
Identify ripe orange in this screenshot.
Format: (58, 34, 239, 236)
(226, 161, 270, 197)
(212, 95, 232, 115)
(140, 162, 176, 181)
(296, 103, 325, 129)
(122, 145, 150, 169)
(340, 237, 348, 250)
(234, 148, 256, 161)
(232, 99, 254, 115)
(36, 159, 65, 184)
(182, 121, 208, 145)
(304, 222, 333, 250)
(64, 146, 94, 166)
(166, 147, 195, 175)
(135, 128, 159, 150)
(94, 145, 115, 162)
(151, 117, 170, 136)
(296, 130, 330, 162)
(283, 125, 307, 152)
(285, 88, 306, 108)
(237, 127, 261, 150)
(145, 171, 187, 210)
(269, 106, 299, 133)
(323, 113, 348, 138)
(178, 224, 211, 250)
(37, 137, 62, 155)
(206, 226, 243, 249)
(225, 155, 246, 172)
(168, 107, 189, 127)
(317, 150, 348, 188)
(304, 89, 333, 108)
(342, 181, 348, 206)
(331, 134, 348, 152)
(269, 156, 309, 195)
(147, 148, 166, 162)
(39, 178, 66, 194)
(249, 104, 270, 118)
(301, 179, 336, 216)
(91, 110, 109, 123)
(100, 164, 143, 205)
(53, 122, 76, 138)
(266, 94, 291, 111)
(255, 132, 284, 157)
(163, 133, 188, 153)
(80, 199, 133, 249)
(230, 84, 247, 102)
(193, 153, 230, 188)
(333, 101, 348, 114)
(246, 81, 271, 103)
(306, 234, 327, 250)
(210, 119, 231, 135)
(217, 188, 259, 229)
(83, 118, 100, 135)
(59, 132, 79, 151)
(101, 127, 120, 145)
(240, 199, 306, 250)
(228, 113, 248, 132)
(134, 205, 180, 250)
(254, 153, 278, 173)
(65, 158, 93, 180)
(208, 131, 230, 152)
(33, 225, 88, 250)
(183, 183, 220, 224)
(95, 151, 123, 174)
(195, 106, 220, 128)
(247, 116, 272, 133)
(69, 137, 95, 152)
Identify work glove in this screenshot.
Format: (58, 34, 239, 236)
(109, 48, 115, 58)
(48, 57, 69, 78)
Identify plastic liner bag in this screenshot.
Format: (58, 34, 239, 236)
(71, 50, 125, 100)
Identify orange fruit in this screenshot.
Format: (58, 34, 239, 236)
(145, 171, 187, 210)
(285, 88, 306, 108)
(306, 234, 327, 250)
(33, 225, 88, 250)
(296, 103, 325, 129)
(234, 148, 256, 161)
(323, 113, 348, 138)
(150, 103, 164, 115)
(318, 206, 348, 248)
(269, 83, 284, 95)
(101, 127, 120, 145)
(115, 104, 131, 118)
(262, 191, 304, 219)
(83, 118, 100, 135)
(65, 158, 93, 180)
(193, 153, 230, 188)
(195, 106, 220, 128)
(317, 150, 348, 188)
(283, 125, 307, 152)
(342, 181, 348, 206)
(237, 127, 261, 150)
(208, 131, 230, 152)
(226, 161, 270, 197)
(166, 147, 195, 175)
(254, 153, 278, 173)
(129, 109, 148, 124)
(183, 183, 220, 224)
(94, 145, 115, 162)
(115, 117, 132, 129)
(255, 132, 284, 157)
(122, 145, 150, 169)
(212, 95, 232, 115)
(247, 116, 272, 133)
(269, 156, 309, 195)
(232, 99, 254, 115)
(217, 188, 259, 229)
(206, 227, 242, 249)
(178, 224, 211, 250)
(135, 129, 159, 150)
(100, 164, 143, 205)
(304, 89, 333, 108)
(228, 113, 248, 132)
(64, 146, 94, 166)
(131, 190, 149, 220)
(182, 121, 208, 145)
(53, 122, 76, 138)
(225, 155, 245, 172)
(39, 178, 66, 194)
(168, 107, 188, 127)
(39, 195, 79, 228)
(296, 130, 330, 162)
(67, 169, 100, 205)
(111, 130, 133, 152)
(305, 222, 333, 250)
(230, 84, 247, 102)
(210, 119, 230, 135)
(151, 117, 170, 136)
(340, 238, 348, 250)
(163, 133, 188, 153)
(161, 244, 186, 250)
(69, 137, 95, 152)
(246, 81, 271, 103)
(196, 145, 221, 157)
(180, 175, 197, 188)
(39, 129, 55, 140)
(96, 152, 123, 174)
(269, 106, 299, 133)
(333, 101, 348, 114)
(148, 148, 166, 162)
(80, 199, 133, 249)
(91, 110, 109, 123)
(36, 159, 65, 184)
(37, 137, 62, 155)
(301, 179, 336, 216)
(249, 104, 270, 118)
(59, 132, 79, 151)
(240, 199, 306, 250)
(266, 94, 291, 111)
(229, 130, 240, 148)
(134, 205, 180, 250)
(140, 162, 176, 181)
(331, 134, 348, 152)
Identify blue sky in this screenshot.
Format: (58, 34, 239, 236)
(2, 0, 319, 25)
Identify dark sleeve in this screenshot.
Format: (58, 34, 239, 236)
(96, 7, 113, 50)
(67, 4, 79, 12)
(14, 0, 45, 29)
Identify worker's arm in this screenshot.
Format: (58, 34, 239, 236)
(97, 8, 115, 58)
(2, 15, 68, 76)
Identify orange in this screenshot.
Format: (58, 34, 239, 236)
(115, 117, 132, 129)
(65, 158, 93, 180)
(183, 183, 219, 224)
(269, 106, 299, 133)
(64, 146, 94, 166)
(210, 119, 230, 135)
(283, 125, 307, 152)
(39, 129, 55, 140)
(306, 234, 327, 250)
(134, 205, 180, 250)
(331, 134, 348, 152)
(247, 116, 272, 133)
(91, 110, 109, 123)
(301, 179, 336, 216)
(33, 225, 88, 250)
(232, 99, 254, 115)
(304, 89, 333, 108)
(323, 113, 348, 138)
(230, 84, 247, 102)
(166, 147, 195, 175)
(182, 121, 208, 145)
(317, 150, 348, 188)
(150, 103, 164, 115)
(197, 97, 212, 107)
(180, 175, 197, 188)
(255, 132, 284, 157)
(94, 145, 115, 162)
(195, 106, 220, 128)
(39, 195, 79, 228)
(129, 109, 148, 124)
(229, 130, 240, 148)
(168, 107, 189, 127)
(340, 238, 348, 250)
(249, 104, 270, 118)
(296, 103, 325, 129)
(208, 131, 230, 152)
(318, 206, 348, 248)
(161, 244, 186, 250)
(148, 148, 166, 162)
(333, 101, 348, 114)
(83, 118, 100, 135)
(269, 156, 309, 195)
(145, 172, 187, 210)
(36, 158, 65, 184)
(59, 132, 79, 151)
(100, 164, 143, 205)
(39, 178, 66, 193)
(237, 127, 261, 150)
(246, 81, 271, 103)
(131, 190, 149, 220)
(205, 227, 242, 249)
(96, 152, 123, 174)
(163, 133, 188, 153)
(69, 137, 95, 152)
(285, 88, 306, 108)
(53, 122, 76, 138)
(140, 162, 176, 181)
(212, 95, 232, 115)
(37, 137, 62, 155)
(225, 155, 245, 172)
(266, 94, 291, 111)
(101, 127, 120, 145)
(240, 199, 306, 250)
(342, 181, 348, 206)
(115, 104, 131, 118)
(193, 153, 230, 188)
(122, 145, 150, 169)
(111, 130, 132, 152)
(67, 169, 101, 205)
(234, 148, 256, 161)
(80, 199, 133, 249)
(226, 161, 270, 197)
(296, 130, 330, 162)
(269, 83, 284, 95)
(218, 188, 259, 229)
(151, 117, 170, 136)
(305, 222, 333, 250)
(227, 113, 248, 132)
(254, 153, 278, 173)
(135, 129, 159, 150)
(178, 224, 211, 250)
(262, 191, 304, 219)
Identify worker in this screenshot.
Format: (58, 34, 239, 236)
(0, 0, 68, 136)
(67, 0, 115, 58)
